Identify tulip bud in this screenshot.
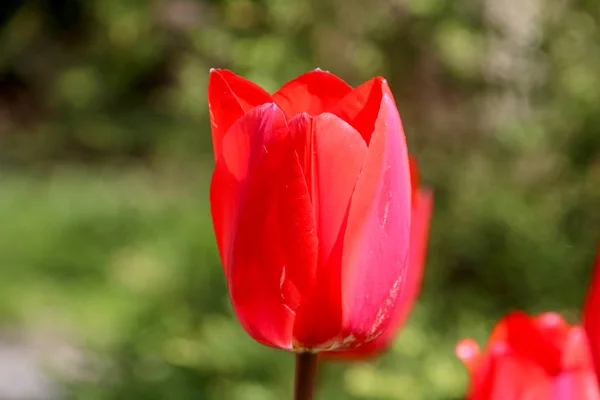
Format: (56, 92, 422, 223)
(208, 69, 413, 352)
(457, 311, 600, 400)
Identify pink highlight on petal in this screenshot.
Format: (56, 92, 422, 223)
(457, 338, 482, 373)
(338, 92, 412, 346)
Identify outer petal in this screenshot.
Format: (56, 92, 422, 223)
(287, 112, 368, 349)
(561, 326, 597, 371)
(272, 69, 353, 119)
(462, 340, 550, 400)
(337, 91, 412, 347)
(368, 189, 432, 349)
(583, 244, 600, 377)
(558, 327, 600, 400)
(459, 340, 502, 400)
(208, 69, 273, 161)
(212, 103, 319, 349)
(327, 188, 433, 358)
(547, 326, 600, 399)
(511, 313, 569, 373)
(210, 103, 286, 271)
(456, 338, 483, 374)
(458, 315, 536, 400)
(386, 159, 432, 341)
(488, 354, 550, 400)
(552, 370, 600, 400)
(329, 76, 390, 144)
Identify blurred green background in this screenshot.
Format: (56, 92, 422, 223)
(0, 0, 599, 398)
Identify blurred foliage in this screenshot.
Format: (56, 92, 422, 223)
(0, 0, 599, 399)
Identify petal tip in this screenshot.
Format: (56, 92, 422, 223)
(264, 101, 278, 110)
(456, 338, 481, 369)
(567, 325, 588, 342)
(208, 69, 226, 85)
(367, 76, 389, 89)
(379, 92, 400, 115)
(535, 312, 566, 329)
(208, 68, 234, 80)
(209, 67, 223, 76)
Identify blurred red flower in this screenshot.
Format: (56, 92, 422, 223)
(208, 69, 415, 352)
(457, 245, 600, 400)
(457, 312, 599, 400)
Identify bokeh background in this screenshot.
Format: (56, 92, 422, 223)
(0, 0, 599, 398)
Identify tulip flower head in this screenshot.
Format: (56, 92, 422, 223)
(457, 311, 600, 400)
(457, 244, 600, 400)
(208, 69, 414, 353)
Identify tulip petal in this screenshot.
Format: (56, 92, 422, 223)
(211, 103, 319, 349)
(552, 370, 600, 400)
(469, 341, 550, 400)
(533, 312, 571, 365)
(456, 338, 482, 374)
(561, 326, 596, 371)
(287, 112, 368, 349)
(489, 354, 550, 400)
(500, 312, 567, 374)
(273, 69, 353, 119)
(289, 113, 368, 269)
(465, 341, 512, 400)
(583, 244, 600, 377)
(208, 69, 273, 161)
(386, 188, 433, 324)
(328, 187, 433, 358)
(368, 188, 433, 350)
(210, 103, 287, 271)
(329, 77, 390, 144)
(337, 92, 412, 346)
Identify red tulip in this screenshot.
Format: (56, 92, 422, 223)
(323, 157, 433, 359)
(456, 311, 600, 400)
(584, 244, 600, 379)
(208, 69, 413, 352)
